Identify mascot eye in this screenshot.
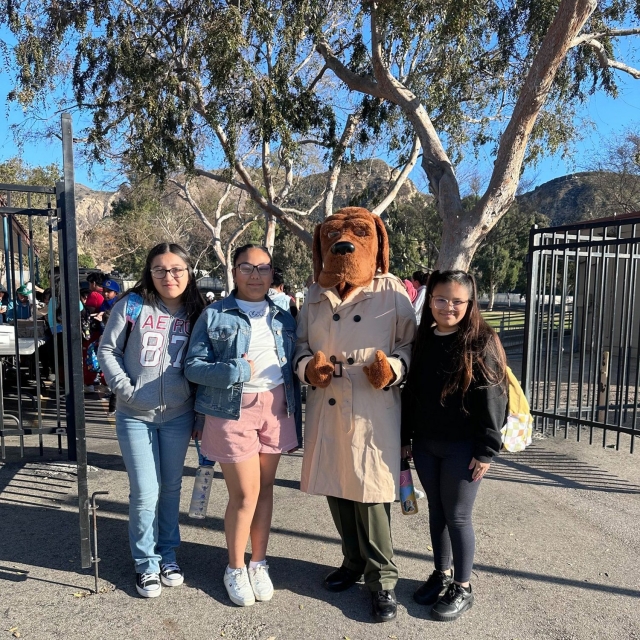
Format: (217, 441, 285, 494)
(327, 230, 341, 239)
(353, 228, 367, 237)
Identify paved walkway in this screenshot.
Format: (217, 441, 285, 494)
(0, 399, 639, 640)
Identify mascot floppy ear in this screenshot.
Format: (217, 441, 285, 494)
(312, 223, 323, 282)
(373, 214, 389, 274)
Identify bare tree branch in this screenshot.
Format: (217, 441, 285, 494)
(575, 37, 640, 79)
(324, 112, 361, 217)
(372, 136, 422, 216)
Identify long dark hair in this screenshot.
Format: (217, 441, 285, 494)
(409, 269, 507, 404)
(127, 242, 205, 328)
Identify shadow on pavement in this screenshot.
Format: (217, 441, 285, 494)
(488, 444, 640, 494)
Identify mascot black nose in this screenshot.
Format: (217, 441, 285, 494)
(331, 241, 355, 256)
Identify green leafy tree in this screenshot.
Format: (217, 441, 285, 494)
(385, 195, 442, 277)
(3, 0, 420, 256)
(4, 1, 640, 268)
(472, 201, 547, 309)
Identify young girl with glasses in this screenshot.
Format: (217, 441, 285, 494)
(185, 244, 301, 607)
(98, 243, 205, 598)
(401, 270, 507, 621)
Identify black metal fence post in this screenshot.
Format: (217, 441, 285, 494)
(58, 113, 91, 568)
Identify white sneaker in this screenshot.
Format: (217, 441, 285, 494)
(224, 566, 255, 606)
(249, 562, 274, 601)
(415, 488, 425, 499)
(160, 562, 184, 587)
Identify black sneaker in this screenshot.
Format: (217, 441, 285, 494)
(136, 572, 162, 598)
(413, 569, 453, 606)
(430, 583, 474, 622)
(160, 562, 184, 587)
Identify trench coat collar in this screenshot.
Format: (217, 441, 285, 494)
(308, 272, 388, 311)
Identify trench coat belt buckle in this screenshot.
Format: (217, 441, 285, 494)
(332, 361, 366, 377)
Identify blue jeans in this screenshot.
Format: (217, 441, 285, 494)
(116, 410, 194, 574)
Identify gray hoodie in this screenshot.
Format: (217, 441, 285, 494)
(98, 295, 195, 423)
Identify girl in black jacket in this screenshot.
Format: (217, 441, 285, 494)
(401, 270, 507, 622)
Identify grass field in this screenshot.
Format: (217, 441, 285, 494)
(482, 309, 573, 331)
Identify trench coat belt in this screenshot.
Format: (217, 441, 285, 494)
(333, 362, 367, 435)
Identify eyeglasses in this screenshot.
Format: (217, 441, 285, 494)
(235, 263, 272, 276)
(431, 296, 470, 310)
(150, 267, 187, 279)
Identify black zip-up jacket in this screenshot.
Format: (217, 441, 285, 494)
(401, 329, 507, 463)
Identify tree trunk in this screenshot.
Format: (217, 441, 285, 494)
(225, 261, 234, 295)
(264, 213, 276, 254)
(435, 210, 486, 270)
(488, 284, 496, 312)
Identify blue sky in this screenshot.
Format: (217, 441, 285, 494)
(1, 28, 639, 195)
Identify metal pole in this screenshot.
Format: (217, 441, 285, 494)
(91, 491, 109, 594)
(59, 113, 91, 569)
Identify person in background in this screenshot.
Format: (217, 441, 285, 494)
(411, 271, 428, 324)
(100, 279, 121, 312)
(85, 273, 105, 313)
(6, 285, 33, 321)
(403, 278, 418, 304)
(185, 244, 301, 608)
(401, 270, 507, 622)
(268, 268, 295, 316)
(0, 284, 7, 323)
(98, 242, 205, 598)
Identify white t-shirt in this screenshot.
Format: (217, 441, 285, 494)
(236, 299, 284, 393)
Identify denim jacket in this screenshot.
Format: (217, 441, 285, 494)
(184, 293, 302, 445)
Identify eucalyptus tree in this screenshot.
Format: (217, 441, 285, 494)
(3, 0, 419, 252)
(311, 0, 640, 268)
(6, 1, 639, 268)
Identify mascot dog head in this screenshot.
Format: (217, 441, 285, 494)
(313, 207, 389, 294)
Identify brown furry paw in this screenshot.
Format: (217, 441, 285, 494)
(363, 350, 396, 390)
(305, 351, 334, 388)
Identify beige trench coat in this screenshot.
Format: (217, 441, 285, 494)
(295, 273, 417, 503)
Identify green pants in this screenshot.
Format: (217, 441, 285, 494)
(327, 496, 398, 591)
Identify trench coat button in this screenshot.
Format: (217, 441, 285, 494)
(328, 398, 336, 406)
(311, 386, 316, 390)
(354, 315, 361, 322)
(333, 313, 340, 321)
(347, 357, 354, 365)
(330, 355, 337, 363)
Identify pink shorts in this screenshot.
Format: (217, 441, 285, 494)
(200, 384, 298, 464)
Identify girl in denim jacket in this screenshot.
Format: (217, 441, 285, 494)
(185, 244, 301, 607)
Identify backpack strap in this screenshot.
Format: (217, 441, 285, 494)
(122, 293, 143, 353)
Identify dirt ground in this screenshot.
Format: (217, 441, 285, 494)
(0, 402, 638, 640)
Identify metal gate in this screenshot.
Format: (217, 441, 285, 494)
(0, 114, 91, 565)
(522, 213, 640, 453)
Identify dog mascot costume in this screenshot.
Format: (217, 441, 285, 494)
(294, 207, 416, 622)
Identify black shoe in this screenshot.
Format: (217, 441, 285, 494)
(371, 589, 397, 622)
(430, 583, 474, 622)
(413, 569, 453, 606)
(323, 566, 362, 592)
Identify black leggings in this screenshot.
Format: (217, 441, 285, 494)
(412, 438, 481, 583)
